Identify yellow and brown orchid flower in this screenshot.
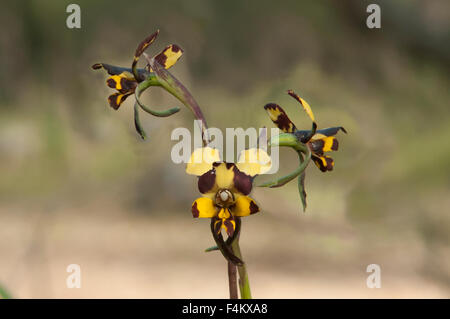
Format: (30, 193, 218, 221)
(262, 90, 346, 211)
(264, 90, 346, 172)
(92, 30, 187, 140)
(187, 147, 271, 236)
(297, 126, 347, 172)
(92, 30, 183, 110)
(186, 147, 271, 264)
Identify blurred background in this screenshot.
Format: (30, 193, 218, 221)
(0, 0, 449, 298)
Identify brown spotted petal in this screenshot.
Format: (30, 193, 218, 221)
(222, 216, 236, 237)
(263, 103, 297, 133)
(308, 136, 339, 156)
(232, 196, 259, 217)
(232, 166, 253, 195)
(198, 163, 253, 196)
(106, 72, 138, 94)
(153, 44, 184, 70)
(93, 63, 140, 109)
(191, 197, 217, 218)
(217, 208, 236, 237)
(107, 92, 133, 110)
(311, 154, 334, 172)
(306, 126, 346, 171)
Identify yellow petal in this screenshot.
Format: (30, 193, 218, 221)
(214, 163, 235, 189)
(298, 97, 315, 122)
(322, 136, 337, 152)
(153, 44, 184, 70)
(186, 147, 221, 176)
(216, 209, 236, 236)
(236, 148, 272, 176)
(106, 71, 136, 92)
(310, 134, 338, 154)
(287, 90, 316, 123)
(191, 197, 217, 218)
(233, 196, 259, 217)
(218, 208, 231, 219)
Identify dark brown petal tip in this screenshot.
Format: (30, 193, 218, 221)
(233, 166, 253, 195)
(135, 30, 159, 58)
(192, 202, 200, 218)
(198, 169, 216, 194)
(249, 200, 259, 214)
(171, 44, 182, 53)
(312, 155, 334, 172)
(331, 139, 339, 151)
(106, 78, 116, 89)
(325, 157, 334, 171)
(287, 90, 305, 106)
(108, 93, 131, 110)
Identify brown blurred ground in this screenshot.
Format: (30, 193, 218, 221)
(1, 193, 448, 298)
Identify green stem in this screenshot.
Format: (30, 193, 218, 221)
(135, 76, 181, 117)
(230, 236, 252, 299)
(258, 133, 311, 188)
(297, 151, 308, 211)
(133, 101, 147, 140)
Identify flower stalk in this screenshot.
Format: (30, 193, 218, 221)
(146, 54, 210, 145)
(258, 133, 311, 188)
(230, 229, 252, 299)
(227, 262, 238, 299)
